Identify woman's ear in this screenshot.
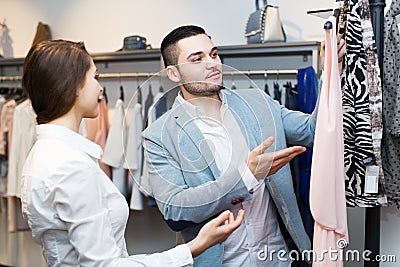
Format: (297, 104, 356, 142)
(166, 66, 180, 83)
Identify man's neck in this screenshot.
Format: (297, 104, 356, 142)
(182, 91, 222, 122)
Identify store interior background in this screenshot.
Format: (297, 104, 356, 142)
(0, 0, 399, 266)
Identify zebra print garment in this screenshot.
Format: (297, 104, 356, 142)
(382, 0, 400, 207)
(341, 0, 384, 207)
(360, 0, 385, 191)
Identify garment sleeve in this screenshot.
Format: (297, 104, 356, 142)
(241, 165, 262, 192)
(142, 137, 252, 224)
(102, 99, 126, 168)
(53, 161, 193, 267)
(277, 95, 318, 147)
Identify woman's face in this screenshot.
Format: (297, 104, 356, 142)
(75, 59, 103, 119)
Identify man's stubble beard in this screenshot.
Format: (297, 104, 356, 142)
(181, 81, 223, 97)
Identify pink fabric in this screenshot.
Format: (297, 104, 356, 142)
(310, 16, 348, 266)
(85, 99, 112, 178)
(95, 99, 112, 178)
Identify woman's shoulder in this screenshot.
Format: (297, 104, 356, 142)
(23, 138, 97, 179)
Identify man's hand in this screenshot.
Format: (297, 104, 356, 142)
(247, 136, 306, 180)
(320, 38, 346, 73)
(187, 209, 245, 258)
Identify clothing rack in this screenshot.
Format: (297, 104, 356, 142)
(0, 76, 20, 81)
(0, 69, 298, 82)
(365, 0, 385, 266)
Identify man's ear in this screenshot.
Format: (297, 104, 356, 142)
(166, 66, 180, 83)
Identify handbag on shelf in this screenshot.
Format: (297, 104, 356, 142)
(244, 0, 286, 44)
(116, 35, 151, 51)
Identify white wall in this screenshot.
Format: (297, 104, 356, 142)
(0, 0, 335, 57)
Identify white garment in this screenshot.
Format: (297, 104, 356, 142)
(176, 93, 288, 266)
(102, 99, 128, 196)
(7, 99, 36, 197)
(124, 103, 144, 210)
(21, 124, 193, 267)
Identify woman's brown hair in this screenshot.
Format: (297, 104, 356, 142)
(22, 39, 92, 124)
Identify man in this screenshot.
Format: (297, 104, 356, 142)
(142, 25, 332, 266)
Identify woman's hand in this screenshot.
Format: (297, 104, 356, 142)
(187, 209, 245, 258)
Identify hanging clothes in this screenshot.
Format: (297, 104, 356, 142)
(102, 99, 128, 197)
(284, 82, 297, 110)
(140, 91, 164, 206)
(273, 82, 282, 104)
(0, 96, 7, 195)
(0, 99, 16, 157)
(341, 0, 383, 207)
(382, 0, 400, 207)
(7, 99, 36, 198)
(360, 0, 385, 197)
(143, 84, 154, 128)
(297, 66, 318, 240)
(95, 98, 112, 177)
(310, 17, 348, 266)
(6, 99, 36, 233)
(124, 103, 144, 210)
(83, 99, 112, 177)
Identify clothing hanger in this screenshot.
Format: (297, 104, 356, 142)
(231, 73, 237, 89)
(324, 0, 341, 31)
(148, 80, 153, 97)
(102, 86, 108, 104)
(119, 85, 124, 101)
(14, 88, 26, 104)
(247, 70, 254, 89)
(263, 70, 269, 95)
(158, 75, 164, 93)
(118, 74, 124, 101)
(136, 77, 142, 105)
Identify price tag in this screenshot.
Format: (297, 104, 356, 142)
(364, 165, 379, 194)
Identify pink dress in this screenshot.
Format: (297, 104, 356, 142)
(309, 16, 348, 266)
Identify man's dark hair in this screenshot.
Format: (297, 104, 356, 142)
(160, 25, 207, 68)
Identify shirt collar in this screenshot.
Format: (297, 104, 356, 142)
(36, 124, 102, 159)
(176, 90, 228, 118)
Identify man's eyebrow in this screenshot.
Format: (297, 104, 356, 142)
(186, 51, 203, 60)
(186, 47, 219, 60)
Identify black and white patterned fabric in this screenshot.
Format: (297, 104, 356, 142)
(360, 0, 385, 194)
(382, 0, 400, 207)
(341, 0, 382, 207)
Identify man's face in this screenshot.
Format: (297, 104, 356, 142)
(174, 34, 223, 96)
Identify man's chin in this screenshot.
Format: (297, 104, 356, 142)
(183, 83, 223, 96)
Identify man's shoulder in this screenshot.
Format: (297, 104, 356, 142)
(223, 89, 273, 111)
(224, 88, 268, 102)
(142, 109, 174, 139)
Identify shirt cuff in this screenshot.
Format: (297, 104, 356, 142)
(240, 164, 262, 192)
(168, 244, 194, 266)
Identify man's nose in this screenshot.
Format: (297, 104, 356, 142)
(204, 56, 218, 67)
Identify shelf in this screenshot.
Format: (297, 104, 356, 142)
(0, 41, 321, 78)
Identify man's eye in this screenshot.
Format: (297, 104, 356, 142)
(192, 57, 202, 62)
(94, 74, 100, 80)
(211, 52, 218, 58)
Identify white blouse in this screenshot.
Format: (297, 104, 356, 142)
(21, 124, 193, 267)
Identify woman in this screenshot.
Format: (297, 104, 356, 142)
(20, 39, 244, 266)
